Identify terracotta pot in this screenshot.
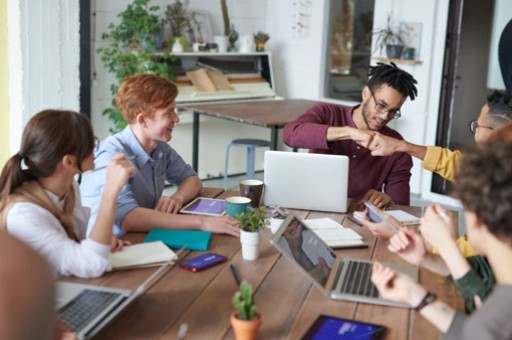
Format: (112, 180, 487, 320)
(230, 312, 263, 340)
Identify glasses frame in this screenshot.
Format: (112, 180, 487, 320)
(94, 137, 101, 152)
(469, 119, 494, 134)
(369, 89, 402, 120)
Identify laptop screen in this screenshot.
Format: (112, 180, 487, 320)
(276, 216, 337, 286)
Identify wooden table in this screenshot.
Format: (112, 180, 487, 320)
(181, 99, 320, 172)
(62, 188, 463, 339)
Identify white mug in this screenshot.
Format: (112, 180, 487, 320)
(214, 36, 229, 53)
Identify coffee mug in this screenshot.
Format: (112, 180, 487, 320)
(239, 179, 264, 208)
(225, 196, 252, 217)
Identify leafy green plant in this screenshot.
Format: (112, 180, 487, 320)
(370, 15, 405, 54)
(166, 0, 190, 37)
(97, 0, 175, 133)
(253, 31, 270, 44)
(235, 206, 268, 232)
(232, 281, 257, 320)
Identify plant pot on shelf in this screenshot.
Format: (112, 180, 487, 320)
(402, 48, 416, 60)
(240, 230, 261, 261)
(230, 312, 263, 340)
(386, 44, 404, 59)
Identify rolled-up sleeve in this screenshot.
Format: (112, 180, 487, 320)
(283, 105, 332, 150)
(422, 146, 462, 182)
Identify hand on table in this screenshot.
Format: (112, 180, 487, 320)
(202, 215, 240, 237)
(156, 194, 185, 214)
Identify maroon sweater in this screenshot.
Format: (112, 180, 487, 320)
(283, 103, 412, 205)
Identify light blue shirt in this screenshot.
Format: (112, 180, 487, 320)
(80, 126, 197, 236)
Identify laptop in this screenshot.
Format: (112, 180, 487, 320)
(264, 151, 349, 213)
(271, 214, 418, 307)
(56, 248, 182, 339)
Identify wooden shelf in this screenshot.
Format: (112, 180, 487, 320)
(371, 57, 423, 65)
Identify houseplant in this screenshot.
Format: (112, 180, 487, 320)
(231, 281, 263, 340)
(166, 0, 190, 52)
(236, 206, 267, 261)
(253, 31, 270, 52)
(97, 0, 174, 133)
(371, 15, 405, 59)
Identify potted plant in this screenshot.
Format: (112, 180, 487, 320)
(97, 0, 174, 133)
(402, 47, 416, 60)
(231, 281, 263, 340)
(166, 0, 190, 52)
(236, 206, 267, 261)
(253, 31, 270, 52)
(371, 15, 405, 59)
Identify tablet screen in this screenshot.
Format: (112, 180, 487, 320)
(180, 198, 226, 216)
(302, 315, 386, 340)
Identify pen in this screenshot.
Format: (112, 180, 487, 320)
(382, 219, 400, 234)
(230, 264, 241, 286)
(346, 215, 363, 227)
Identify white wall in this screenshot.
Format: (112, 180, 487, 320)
(8, 0, 80, 153)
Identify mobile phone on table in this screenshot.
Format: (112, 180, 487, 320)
(363, 200, 400, 233)
(179, 253, 227, 272)
(301, 314, 387, 340)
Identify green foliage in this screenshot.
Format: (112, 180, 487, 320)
(166, 0, 190, 37)
(371, 15, 405, 53)
(221, 0, 230, 36)
(253, 31, 270, 44)
(96, 0, 176, 133)
(235, 206, 267, 232)
(232, 281, 257, 320)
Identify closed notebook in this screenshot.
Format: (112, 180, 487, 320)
(108, 241, 177, 270)
(144, 229, 212, 251)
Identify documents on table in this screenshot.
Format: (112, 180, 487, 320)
(303, 218, 365, 248)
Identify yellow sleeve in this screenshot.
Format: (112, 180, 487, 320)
(431, 236, 478, 258)
(421, 146, 462, 182)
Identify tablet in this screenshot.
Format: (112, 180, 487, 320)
(180, 197, 226, 216)
(301, 315, 387, 340)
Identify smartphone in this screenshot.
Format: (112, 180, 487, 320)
(301, 314, 387, 340)
(179, 253, 227, 272)
(363, 200, 400, 233)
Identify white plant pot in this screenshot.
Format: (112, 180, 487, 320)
(240, 230, 261, 261)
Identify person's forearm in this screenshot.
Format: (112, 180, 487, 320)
(419, 300, 457, 333)
(420, 252, 451, 277)
(437, 241, 471, 280)
(121, 207, 207, 232)
(326, 126, 354, 141)
(397, 141, 427, 161)
(172, 176, 202, 202)
(89, 187, 120, 245)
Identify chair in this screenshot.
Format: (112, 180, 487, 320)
(223, 139, 271, 189)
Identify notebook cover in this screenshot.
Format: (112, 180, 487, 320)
(144, 229, 212, 251)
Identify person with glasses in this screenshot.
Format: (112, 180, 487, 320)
(80, 74, 241, 238)
(283, 62, 418, 209)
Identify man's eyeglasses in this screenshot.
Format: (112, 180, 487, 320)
(94, 137, 101, 152)
(370, 89, 401, 119)
(469, 119, 494, 134)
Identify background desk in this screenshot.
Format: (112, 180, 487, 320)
(181, 99, 320, 172)
(61, 188, 463, 339)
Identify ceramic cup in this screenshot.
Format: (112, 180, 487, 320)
(225, 196, 252, 217)
(214, 35, 229, 53)
(239, 179, 264, 208)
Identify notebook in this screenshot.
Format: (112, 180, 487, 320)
(56, 248, 182, 339)
(354, 210, 420, 227)
(302, 218, 366, 249)
(144, 229, 212, 251)
(108, 241, 177, 270)
(264, 151, 349, 213)
(271, 214, 418, 307)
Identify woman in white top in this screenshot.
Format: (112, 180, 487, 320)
(0, 109, 135, 278)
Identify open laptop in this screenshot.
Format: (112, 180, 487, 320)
(264, 151, 348, 213)
(271, 214, 418, 307)
(56, 249, 182, 339)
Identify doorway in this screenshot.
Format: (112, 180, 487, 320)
(433, 0, 495, 195)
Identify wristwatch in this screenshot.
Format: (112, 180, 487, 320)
(414, 292, 437, 311)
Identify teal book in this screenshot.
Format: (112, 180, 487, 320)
(144, 229, 212, 251)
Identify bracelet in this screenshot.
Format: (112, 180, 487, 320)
(414, 291, 437, 311)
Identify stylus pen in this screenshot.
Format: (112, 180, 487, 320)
(346, 215, 363, 227)
(383, 219, 401, 234)
(230, 264, 242, 286)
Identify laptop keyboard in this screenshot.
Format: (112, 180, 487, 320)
(57, 289, 122, 333)
(339, 261, 379, 298)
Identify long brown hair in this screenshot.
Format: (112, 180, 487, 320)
(0, 110, 95, 202)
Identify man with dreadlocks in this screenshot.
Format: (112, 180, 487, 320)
(283, 62, 417, 208)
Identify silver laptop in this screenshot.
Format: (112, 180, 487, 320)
(264, 151, 348, 213)
(56, 250, 180, 339)
(271, 214, 418, 307)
